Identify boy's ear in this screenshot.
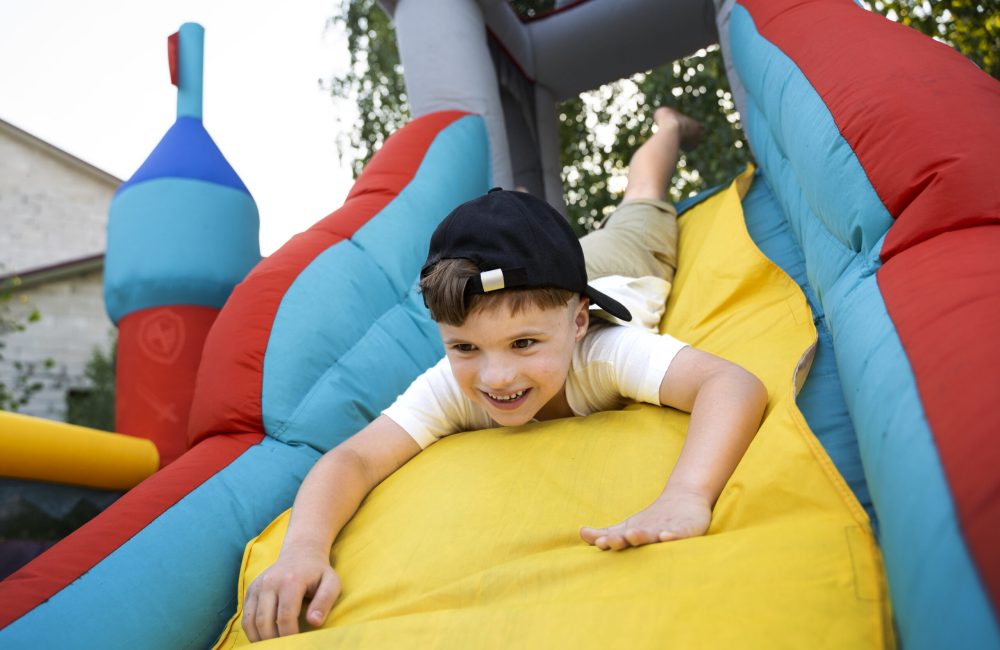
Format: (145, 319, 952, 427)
(574, 297, 589, 341)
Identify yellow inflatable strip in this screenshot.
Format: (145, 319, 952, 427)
(214, 168, 894, 649)
(0, 410, 159, 490)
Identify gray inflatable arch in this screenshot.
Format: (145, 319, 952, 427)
(380, 0, 725, 212)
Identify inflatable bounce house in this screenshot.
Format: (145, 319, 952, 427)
(1, 1, 997, 648)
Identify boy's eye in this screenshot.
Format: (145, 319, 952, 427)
(512, 338, 536, 349)
(453, 343, 477, 353)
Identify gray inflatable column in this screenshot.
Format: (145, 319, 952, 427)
(392, 0, 514, 189)
(714, 0, 749, 136)
(534, 85, 567, 215)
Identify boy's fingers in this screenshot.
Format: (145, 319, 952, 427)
(624, 528, 659, 546)
(579, 526, 606, 545)
(253, 589, 279, 641)
(306, 570, 342, 627)
(605, 533, 630, 551)
(242, 585, 261, 642)
(275, 583, 307, 638)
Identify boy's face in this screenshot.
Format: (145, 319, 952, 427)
(439, 297, 589, 426)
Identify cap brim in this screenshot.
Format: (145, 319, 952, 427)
(585, 285, 632, 322)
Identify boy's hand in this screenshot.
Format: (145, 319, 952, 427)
(580, 490, 712, 551)
(242, 553, 340, 642)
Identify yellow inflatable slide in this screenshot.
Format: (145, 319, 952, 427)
(213, 169, 894, 648)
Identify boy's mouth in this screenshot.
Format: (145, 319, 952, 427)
(483, 388, 530, 409)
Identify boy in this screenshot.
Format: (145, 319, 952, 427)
(242, 108, 767, 642)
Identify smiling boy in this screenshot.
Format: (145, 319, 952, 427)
(242, 108, 768, 642)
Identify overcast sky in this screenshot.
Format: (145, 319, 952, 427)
(0, 0, 358, 255)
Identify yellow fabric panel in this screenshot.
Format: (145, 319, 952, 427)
(214, 167, 894, 649)
(0, 410, 159, 490)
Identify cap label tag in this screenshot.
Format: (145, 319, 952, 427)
(480, 269, 505, 292)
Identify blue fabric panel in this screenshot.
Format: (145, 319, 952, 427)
(276, 287, 445, 450)
(729, 5, 999, 648)
(105, 179, 261, 323)
(118, 118, 248, 194)
(742, 95, 858, 309)
(176, 23, 204, 120)
(0, 437, 319, 650)
(263, 115, 489, 450)
(260, 243, 414, 439)
(740, 172, 873, 526)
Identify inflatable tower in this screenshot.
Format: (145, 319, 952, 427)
(104, 23, 261, 465)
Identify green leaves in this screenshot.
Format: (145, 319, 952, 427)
(326, 0, 409, 178)
(65, 337, 116, 431)
(863, 1, 998, 78)
(1, 278, 59, 413)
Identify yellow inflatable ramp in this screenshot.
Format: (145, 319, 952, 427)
(214, 168, 894, 649)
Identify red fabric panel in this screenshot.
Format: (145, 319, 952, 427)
(739, 0, 1000, 261)
(739, 0, 1000, 610)
(0, 432, 262, 629)
(878, 228, 1000, 607)
(117, 306, 218, 466)
(168, 32, 179, 86)
(187, 111, 472, 446)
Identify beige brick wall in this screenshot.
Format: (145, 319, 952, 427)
(0, 121, 119, 275)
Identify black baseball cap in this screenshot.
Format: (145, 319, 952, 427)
(422, 188, 632, 321)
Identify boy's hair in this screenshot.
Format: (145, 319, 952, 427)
(421, 258, 577, 326)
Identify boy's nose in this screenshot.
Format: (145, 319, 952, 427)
(480, 356, 517, 389)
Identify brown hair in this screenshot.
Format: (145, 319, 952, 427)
(420, 258, 578, 325)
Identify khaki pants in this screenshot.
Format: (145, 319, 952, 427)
(580, 199, 678, 283)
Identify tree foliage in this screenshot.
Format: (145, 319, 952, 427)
(65, 336, 116, 431)
(0, 278, 54, 412)
(862, 0, 999, 78)
(326, 0, 994, 232)
(326, 0, 408, 178)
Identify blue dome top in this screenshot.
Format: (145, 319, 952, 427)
(118, 117, 249, 195)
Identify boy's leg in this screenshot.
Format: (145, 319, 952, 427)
(622, 107, 702, 204)
(581, 108, 702, 283)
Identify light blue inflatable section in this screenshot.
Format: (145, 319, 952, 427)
(176, 22, 204, 120)
(0, 437, 319, 650)
(729, 5, 1000, 649)
(105, 178, 261, 323)
(262, 115, 490, 452)
(740, 172, 873, 525)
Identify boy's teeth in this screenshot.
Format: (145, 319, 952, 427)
(489, 389, 525, 402)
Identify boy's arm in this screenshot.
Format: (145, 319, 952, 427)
(580, 347, 767, 550)
(243, 415, 421, 641)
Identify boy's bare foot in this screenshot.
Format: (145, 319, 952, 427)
(654, 107, 704, 150)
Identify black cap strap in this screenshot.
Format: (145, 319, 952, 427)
(464, 267, 529, 296)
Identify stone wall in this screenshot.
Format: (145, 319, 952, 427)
(0, 120, 119, 274)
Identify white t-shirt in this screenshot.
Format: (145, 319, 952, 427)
(383, 321, 688, 449)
